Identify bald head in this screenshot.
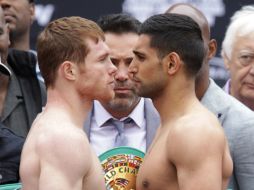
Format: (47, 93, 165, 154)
(166, 3, 210, 43)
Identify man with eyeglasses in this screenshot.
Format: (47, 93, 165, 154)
(221, 5, 254, 111)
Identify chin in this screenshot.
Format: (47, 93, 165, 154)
(110, 100, 133, 109)
(243, 95, 254, 102)
(241, 89, 254, 98)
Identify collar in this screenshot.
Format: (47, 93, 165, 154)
(0, 62, 11, 76)
(127, 98, 145, 128)
(201, 78, 229, 121)
(93, 98, 145, 128)
(223, 79, 231, 94)
(201, 78, 222, 111)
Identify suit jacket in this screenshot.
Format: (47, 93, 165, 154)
(84, 98, 160, 151)
(1, 49, 46, 137)
(0, 123, 24, 184)
(201, 79, 254, 190)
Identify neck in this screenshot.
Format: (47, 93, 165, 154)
(10, 32, 30, 51)
(195, 75, 210, 100)
(46, 88, 92, 127)
(152, 78, 198, 125)
(244, 101, 254, 111)
(195, 64, 210, 100)
(245, 102, 254, 111)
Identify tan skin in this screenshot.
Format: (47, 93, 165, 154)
(163, 3, 237, 189)
(128, 34, 232, 190)
(0, 0, 34, 50)
(100, 32, 140, 119)
(20, 39, 117, 190)
(166, 3, 217, 100)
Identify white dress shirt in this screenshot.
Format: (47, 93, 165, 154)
(224, 79, 231, 94)
(90, 98, 146, 156)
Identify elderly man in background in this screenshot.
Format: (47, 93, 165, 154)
(221, 5, 254, 111)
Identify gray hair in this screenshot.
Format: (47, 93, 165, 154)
(221, 5, 254, 58)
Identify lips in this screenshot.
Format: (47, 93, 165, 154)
(4, 14, 16, 23)
(113, 85, 134, 95)
(114, 87, 130, 92)
(3, 10, 16, 21)
(114, 87, 130, 90)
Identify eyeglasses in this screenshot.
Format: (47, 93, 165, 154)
(237, 51, 254, 66)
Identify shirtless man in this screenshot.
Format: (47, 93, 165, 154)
(166, 4, 254, 190)
(19, 16, 117, 190)
(128, 13, 232, 190)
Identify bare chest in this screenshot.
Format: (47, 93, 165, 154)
(136, 131, 178, 190)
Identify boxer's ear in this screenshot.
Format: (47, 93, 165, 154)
(165, 52, 181, 75)
(60, 61, 77, 81)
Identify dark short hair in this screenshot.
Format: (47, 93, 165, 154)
(97, 13, 141, 34)
(28, 0, 34, 3)
(140, 13, 205, 77)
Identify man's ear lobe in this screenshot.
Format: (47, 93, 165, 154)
(165, 52, 181, 75)
(208, 39, 217, 60)
(29, 2, 35, 25)
(60, 61, 76, 80)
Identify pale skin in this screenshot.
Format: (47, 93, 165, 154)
(20, 38, 117, 190)
(223, 33, 254, 111)
(129, 34, 232, 190)
(20, 109, 106, 190)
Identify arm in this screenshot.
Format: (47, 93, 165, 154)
(37, 130, 90, 190)
(168, 122, 227, 190)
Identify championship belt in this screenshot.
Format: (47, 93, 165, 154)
(99, 147, 145, 190)
(0, 183, 21, 190)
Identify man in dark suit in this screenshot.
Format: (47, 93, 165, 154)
(0, 6, 46, 138)
(0, 122, 24, 185)
(84, 13, 160, 156)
